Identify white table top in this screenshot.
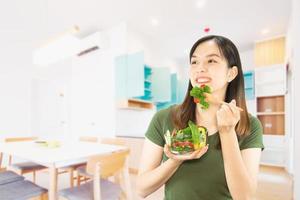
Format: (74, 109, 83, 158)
(0, 141, 128, 168)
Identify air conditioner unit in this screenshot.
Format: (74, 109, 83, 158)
(77, 32, 108, 57)
(33, 26, 81, 66)
(33, 27, 108, 66)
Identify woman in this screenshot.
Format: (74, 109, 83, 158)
(137, 35, 264, 200)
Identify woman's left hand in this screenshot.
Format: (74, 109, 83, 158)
(216, 99, 241, 133)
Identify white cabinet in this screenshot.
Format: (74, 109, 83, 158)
(261, 135, 286, 167)
(255, 64, 287, 97)
(255, 64, 288, 167)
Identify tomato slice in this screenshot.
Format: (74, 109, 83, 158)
(193, 98, 200, 104)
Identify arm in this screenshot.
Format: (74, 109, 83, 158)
(136, 139, 182, 198)
(219, 130, 261, 200)
(217, 100, 261, 200)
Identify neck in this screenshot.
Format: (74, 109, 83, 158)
(195, 89, 226, 135)
(195, 104, 218, 126)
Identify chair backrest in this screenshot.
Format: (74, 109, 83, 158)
(0, 153, 4, 172)
(86, 149, 130, 179)
(4, 137, 38, 165)
(79, 136, 98, 143)
(99, 137, 126, 146)
(4, 137, 38, 143)
(87, 149, 132, 200)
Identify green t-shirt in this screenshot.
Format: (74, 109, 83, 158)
(145, 105, 264, 200)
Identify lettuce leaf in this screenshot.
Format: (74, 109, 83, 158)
(188, 120, 200, 150)
(164, 130, 171, 146)
(189, 85, 211, 109)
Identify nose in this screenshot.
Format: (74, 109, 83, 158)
(194, 61, 207, 72)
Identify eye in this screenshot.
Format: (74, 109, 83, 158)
(208, 59, 217, 63)
(191, 60, 197, 65)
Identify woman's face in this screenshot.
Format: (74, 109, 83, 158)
(189, 40, 235, 94)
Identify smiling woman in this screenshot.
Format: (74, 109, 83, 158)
(137, 35, 264, 200)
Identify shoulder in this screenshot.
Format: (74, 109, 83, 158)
(248, 114, 263, 133)
(152, 104, 177, 122)
(239, 114, 264, 150)
(145, 105, 177, 147)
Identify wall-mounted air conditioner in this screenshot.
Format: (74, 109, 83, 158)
(33, 26, 108, 66)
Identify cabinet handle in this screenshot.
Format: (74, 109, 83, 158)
(265, 108, 272, 112)
(265, 123, 272, 128)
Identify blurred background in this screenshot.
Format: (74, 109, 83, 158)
(0, 0, 299, 199)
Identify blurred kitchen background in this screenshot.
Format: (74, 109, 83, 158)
(0, 0, 300, 199)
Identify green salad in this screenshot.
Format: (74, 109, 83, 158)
(164, 121, 207, 154)
(190, 85, 212, 109)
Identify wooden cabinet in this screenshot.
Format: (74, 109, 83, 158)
(258, 115, 285, 135)
(257, 96, 285, 135)
(254, 36, 285, 67)
(117, 98, 154, 110)
(257, 96, 285, 113)
(254, 37, 288, 167)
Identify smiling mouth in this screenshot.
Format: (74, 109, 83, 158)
(195, 77, 211, 85)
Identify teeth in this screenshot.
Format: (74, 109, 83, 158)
(196, 78, 210, 83)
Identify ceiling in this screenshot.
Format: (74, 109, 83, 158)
(0, 0, 292, 61)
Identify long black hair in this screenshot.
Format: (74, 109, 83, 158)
(171, 35, 250, 136)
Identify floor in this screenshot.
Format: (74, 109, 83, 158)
(24, 165, 293, 200)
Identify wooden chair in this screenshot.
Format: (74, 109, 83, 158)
(79, 136, 99, 143)
(0, 152, 6, 172)
(60, 136, 99, 188)
(0, 170, 48, 200)
(99, 137, 126, 146)
(4, 137, 47, 183)
(59, 149, 132, 200)
(76, 137, 127, 186)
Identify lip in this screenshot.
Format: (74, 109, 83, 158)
(195, 76, 212, 85)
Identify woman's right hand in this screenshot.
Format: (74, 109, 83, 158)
(163, 144, 209, 163)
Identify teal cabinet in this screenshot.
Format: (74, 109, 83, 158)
(135, 65, 153, 101)
(115, 51, 176, 105)
(115, 55, 127, 99)
(155, 74, 190, 111)
(170, 73, 178, 103)
(152, 67, 171, 102)
(127, 52, 144, 97)
(155, 73, 177, 110)
(177, 78, 189, 103)
(243, 71, 255, 100)
(115, 52, 144, 99)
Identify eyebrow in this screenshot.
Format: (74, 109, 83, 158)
(192, 54, 221, 58)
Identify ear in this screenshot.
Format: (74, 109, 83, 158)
(227, 66, 238, 82)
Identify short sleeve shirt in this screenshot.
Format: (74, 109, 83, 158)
(145, 105, 264, 200)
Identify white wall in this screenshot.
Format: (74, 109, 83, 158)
(70, 24, 127, 139)
(286, 0, 300, 198)
(240, 49, 255, 71)
(0, 1, 54, 141)
(31, 58, 72, 140)
(0, 43, 33, 140)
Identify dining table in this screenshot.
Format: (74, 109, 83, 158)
(0, 140, 130, 200)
